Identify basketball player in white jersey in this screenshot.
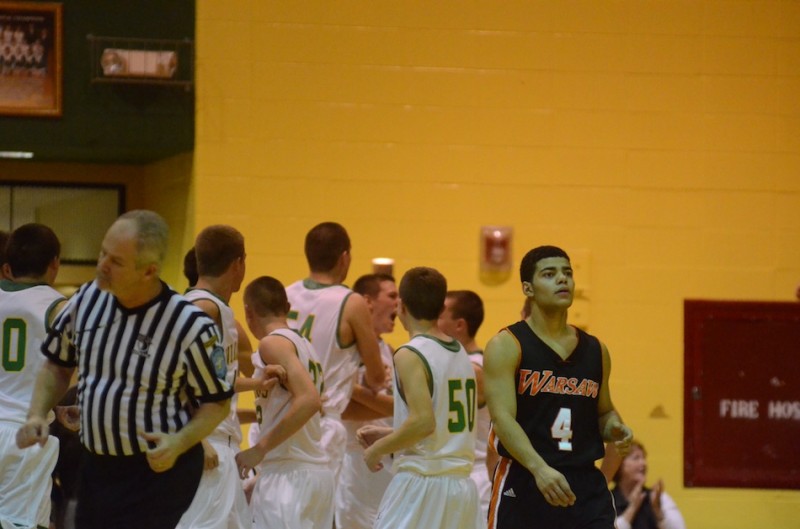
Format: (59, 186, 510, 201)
(438, 289, 492, 522)
(285, 222, 386, 484)
(178, 226, 283, 529)
(236, 276, 334, 529)
(336, 273, 398, 529)
(1, 224, 65, 529)
(359, 267, 483, 529)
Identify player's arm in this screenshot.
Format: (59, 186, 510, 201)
(363, 348, 434, 471)
(599, 442, 623, 483)
(234, 364, 287, 393)
(235, 335, 322, 476)
(17, 359, 74, 448)
(342, 384, 393, 420)
(472, 361, 486, 408)
(193, 298, 222, 327)
(342, 293, 384, 392)
(597, 342, 632, 455)
(235, 319, 254, 377)
(484, 330, 576, 507)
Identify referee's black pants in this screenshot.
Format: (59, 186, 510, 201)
(75, 443, 203, 529)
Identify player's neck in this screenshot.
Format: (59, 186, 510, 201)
(459, 337, 480, 353)
(527, 306, 569, 338)
(307, 270, 341, 285)
(194, 277, 233, 302)
(252, 317, 289, 339)
(263, 318, 290, 335)
(7, 274, 50, 285)
(407, 318, 448, 340)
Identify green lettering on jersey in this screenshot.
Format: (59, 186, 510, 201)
(2, 318, 26, 372)
(286, 311, 315, 341)
(448, 378, 477, 433)
(297, 315, 315, 341)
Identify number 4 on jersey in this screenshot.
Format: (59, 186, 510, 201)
(551, 407, 573, 451)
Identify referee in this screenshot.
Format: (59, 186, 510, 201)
(16, 210, 233, 529)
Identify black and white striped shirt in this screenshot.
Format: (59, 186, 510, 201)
(42, 280, 233, 456)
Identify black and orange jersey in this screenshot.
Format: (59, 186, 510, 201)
(497, 320, 605, 468)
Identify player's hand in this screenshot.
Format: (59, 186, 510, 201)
(356, 424, 392, 449)
(141, 431, 181, 473)
(531, 465, 576, 507)
(605, 421, 633, 456)
(263, 364, 287, 385)
(250, 369, 279, 393)
(363, 444, 384, 472)
(235, 446, 265, 480)
(16, 417, 49, 448)
(55, 405, 80, 432)
(201, 439, 219, 470)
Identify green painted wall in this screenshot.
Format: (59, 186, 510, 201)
(0, 0, 194, 164)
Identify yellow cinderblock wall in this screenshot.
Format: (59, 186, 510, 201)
(194, 2, 800, 528)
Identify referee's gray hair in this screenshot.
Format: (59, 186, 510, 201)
(118, 210, 169, 268)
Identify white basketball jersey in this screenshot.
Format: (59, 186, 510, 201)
(253, 328, 328, 467)
(0, 281, 64, 424)
(392, 334, 476, 476)
(286, 279, 359, 416)
(184, 288, 241, 444)
(469, 352, 490, 466)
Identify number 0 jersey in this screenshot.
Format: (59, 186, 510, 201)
(392, 334, 476, 477)
(497, 321, 605, 468)
(0, 280, 64, 424)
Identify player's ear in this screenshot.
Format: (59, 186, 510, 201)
(522, 281, 534, 297)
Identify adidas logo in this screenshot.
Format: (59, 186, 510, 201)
(503, 488, 516, 498)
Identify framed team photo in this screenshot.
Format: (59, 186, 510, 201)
(0, 1, 62, 117)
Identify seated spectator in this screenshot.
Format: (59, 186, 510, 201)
(611, 440, 686, 529)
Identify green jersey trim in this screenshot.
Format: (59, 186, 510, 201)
(0, 279, 49, 292)
(417, 334, 462, 353)
(395, 345, 434, 405)
(302, 278, 342, 290)
(336, 292, 355, 349)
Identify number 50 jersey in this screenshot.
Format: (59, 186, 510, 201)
(392, 334, 477, 477)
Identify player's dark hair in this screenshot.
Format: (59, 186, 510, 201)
(183, 247, 198, 287)
(195, 225, 245, 277)
(353, 273, 395, 299)
(519, 245, 570, 283)
(445, 290, 484, 338)
(304, 222, 350, 273)
(0, 230, 9, 268)
(399, 267, 447, 321)
(244, 276, 289, 317)
(6, 223, 60, 277)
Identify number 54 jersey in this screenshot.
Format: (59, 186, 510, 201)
(392, 334, 476, 477)
(499, 321, 605, 468)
